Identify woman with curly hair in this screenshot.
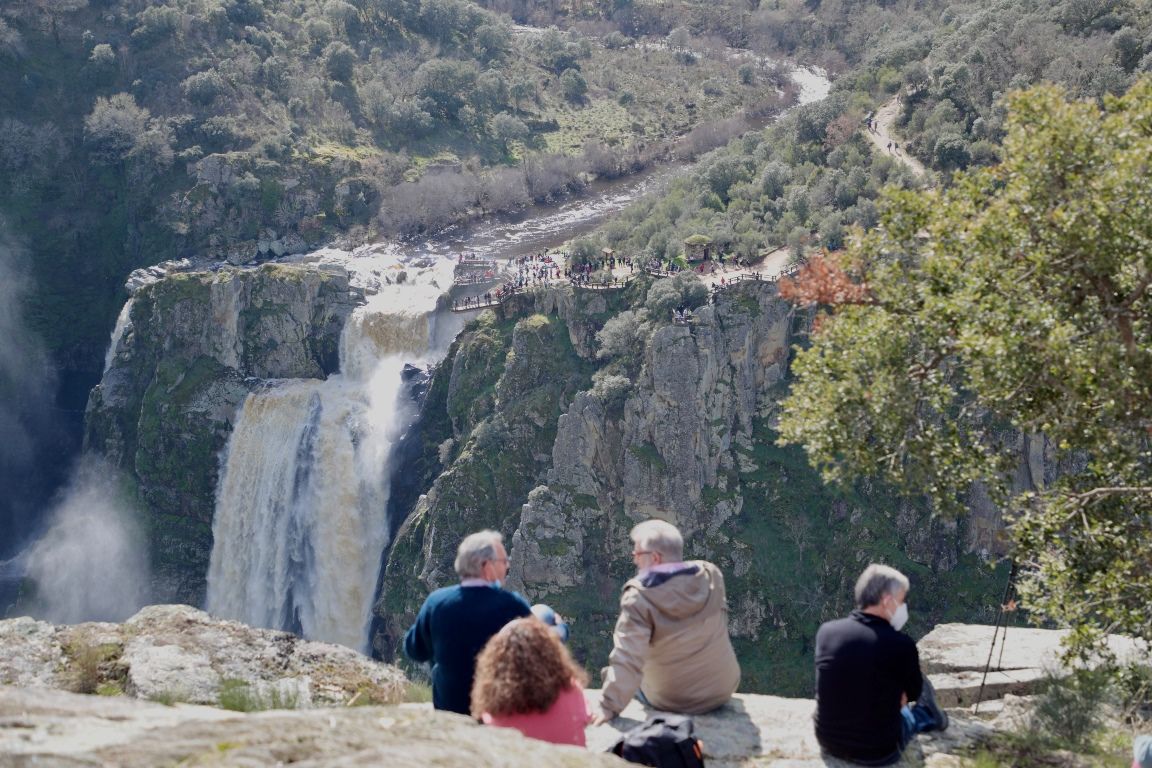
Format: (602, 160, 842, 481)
(471, 616, 591, 745)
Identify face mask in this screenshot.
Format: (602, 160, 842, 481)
(890, 601, 909, 631)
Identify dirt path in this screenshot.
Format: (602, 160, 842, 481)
(865, 96, 928, 178)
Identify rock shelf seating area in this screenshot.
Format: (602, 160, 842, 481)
(580, 691, 993, 768)
(0, 686, 993, 768)
(3, 609, 1144, 766)
(0, 687, 621, 768)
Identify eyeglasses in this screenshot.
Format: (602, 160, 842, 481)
(486, 557, 510, 565)
(631, 550, 653, 558)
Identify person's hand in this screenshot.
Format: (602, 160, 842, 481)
(591, 708, 615, 726)
(900, 693, 908, 708)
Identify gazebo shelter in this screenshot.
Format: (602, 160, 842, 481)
(683, 234, 712, 261)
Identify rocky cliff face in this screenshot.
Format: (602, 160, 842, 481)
(86, 264, 362, 605)
(376, 278, 1003, 694)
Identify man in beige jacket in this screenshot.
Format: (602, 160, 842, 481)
(593, 519, 741, 724)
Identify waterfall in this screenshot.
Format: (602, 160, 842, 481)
(103, 298, 134, 374)
(206, 247, 442, 652)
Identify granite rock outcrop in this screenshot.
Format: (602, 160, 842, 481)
(0, 604, 404, 708)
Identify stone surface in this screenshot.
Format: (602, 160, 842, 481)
(0, 605, 405, 708)
(928, 669, 1048, 709)
(0, 688, 622, 768)
(920, 623, 1147, 706)
(919, 623, 1146, 675)
(377, 280, 1010, 695)
(584, 690, 993, 768)
(0, 617, 1028, 767)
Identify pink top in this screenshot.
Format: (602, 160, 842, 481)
(481, 683, 590, 746)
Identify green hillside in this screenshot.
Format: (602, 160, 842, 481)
(0, 0, 787, 374)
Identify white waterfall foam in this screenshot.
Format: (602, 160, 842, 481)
(103, 298, 134, 374)
(206, 245, 444, 651)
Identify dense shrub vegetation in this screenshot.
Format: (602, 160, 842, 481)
(0, 0, 787, 374)
(7, 0, 1150, 378)
(558, 0, 1151, 267)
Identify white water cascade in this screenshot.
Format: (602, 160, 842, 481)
(103, 298, 134, 374)
(206, 246, 453, 651)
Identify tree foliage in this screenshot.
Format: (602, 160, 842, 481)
(778, 79, 1152, 653)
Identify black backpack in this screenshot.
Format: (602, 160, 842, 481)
(609, 714, 706, 768)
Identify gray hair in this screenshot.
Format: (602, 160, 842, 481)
(455, 530, 503, 578)
(854, 564, 910, 609)
(630, 519, 684, 563)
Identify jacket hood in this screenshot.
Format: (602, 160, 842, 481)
(626, 561, 718, 620)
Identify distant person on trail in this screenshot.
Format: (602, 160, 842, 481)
(592, 519, 740, 725)
(814, 564, 948, 765)
(471, 617, 590, 746)
(404, 530, 532, 715)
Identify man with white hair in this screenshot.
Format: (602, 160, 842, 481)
(593, 519, 740, 724)
(404, 530, 531, 714)
(814, 563, 948, 765)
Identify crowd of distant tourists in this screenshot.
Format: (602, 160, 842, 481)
(404, 521, 949, 765)
(451, 250, 643, 310)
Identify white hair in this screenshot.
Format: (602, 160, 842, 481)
(455, 530, 503, 578)
(630, 519, 684, 562)
(854, 564, 910, 609)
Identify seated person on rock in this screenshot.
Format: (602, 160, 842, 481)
(814, 564, 948, 766)
(592, 519, 741, 724)
(471, 616, 590, 746)
(404, 530, 531, 715)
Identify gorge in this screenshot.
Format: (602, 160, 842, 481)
(59, 63, 852, 674)
(17, 54, 1007, 693)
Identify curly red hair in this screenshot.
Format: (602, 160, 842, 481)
(471, 617, 588, 718)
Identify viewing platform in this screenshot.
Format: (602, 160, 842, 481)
(452, 253, 501, 288)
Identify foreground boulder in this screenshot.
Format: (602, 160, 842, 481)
(0, 687, 621, 767)
(0, 605, 405, 708)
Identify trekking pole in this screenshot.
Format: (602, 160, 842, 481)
(974, 560, 1017, 714)
(996, 570, 1017, 671)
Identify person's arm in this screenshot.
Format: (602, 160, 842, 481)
(594, 588, 652, 723)
(509, 590, 533, 616)
(403, 597, 434, 663)
(902, 638, 924, 703)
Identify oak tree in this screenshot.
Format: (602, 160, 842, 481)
(778, 79, 1152, 654)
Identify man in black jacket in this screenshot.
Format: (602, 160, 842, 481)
(814, 564, 948, 765)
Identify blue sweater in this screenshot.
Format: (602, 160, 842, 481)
(404, 584, 532, 714)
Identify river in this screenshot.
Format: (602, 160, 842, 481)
(384, 64, 830, 264)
